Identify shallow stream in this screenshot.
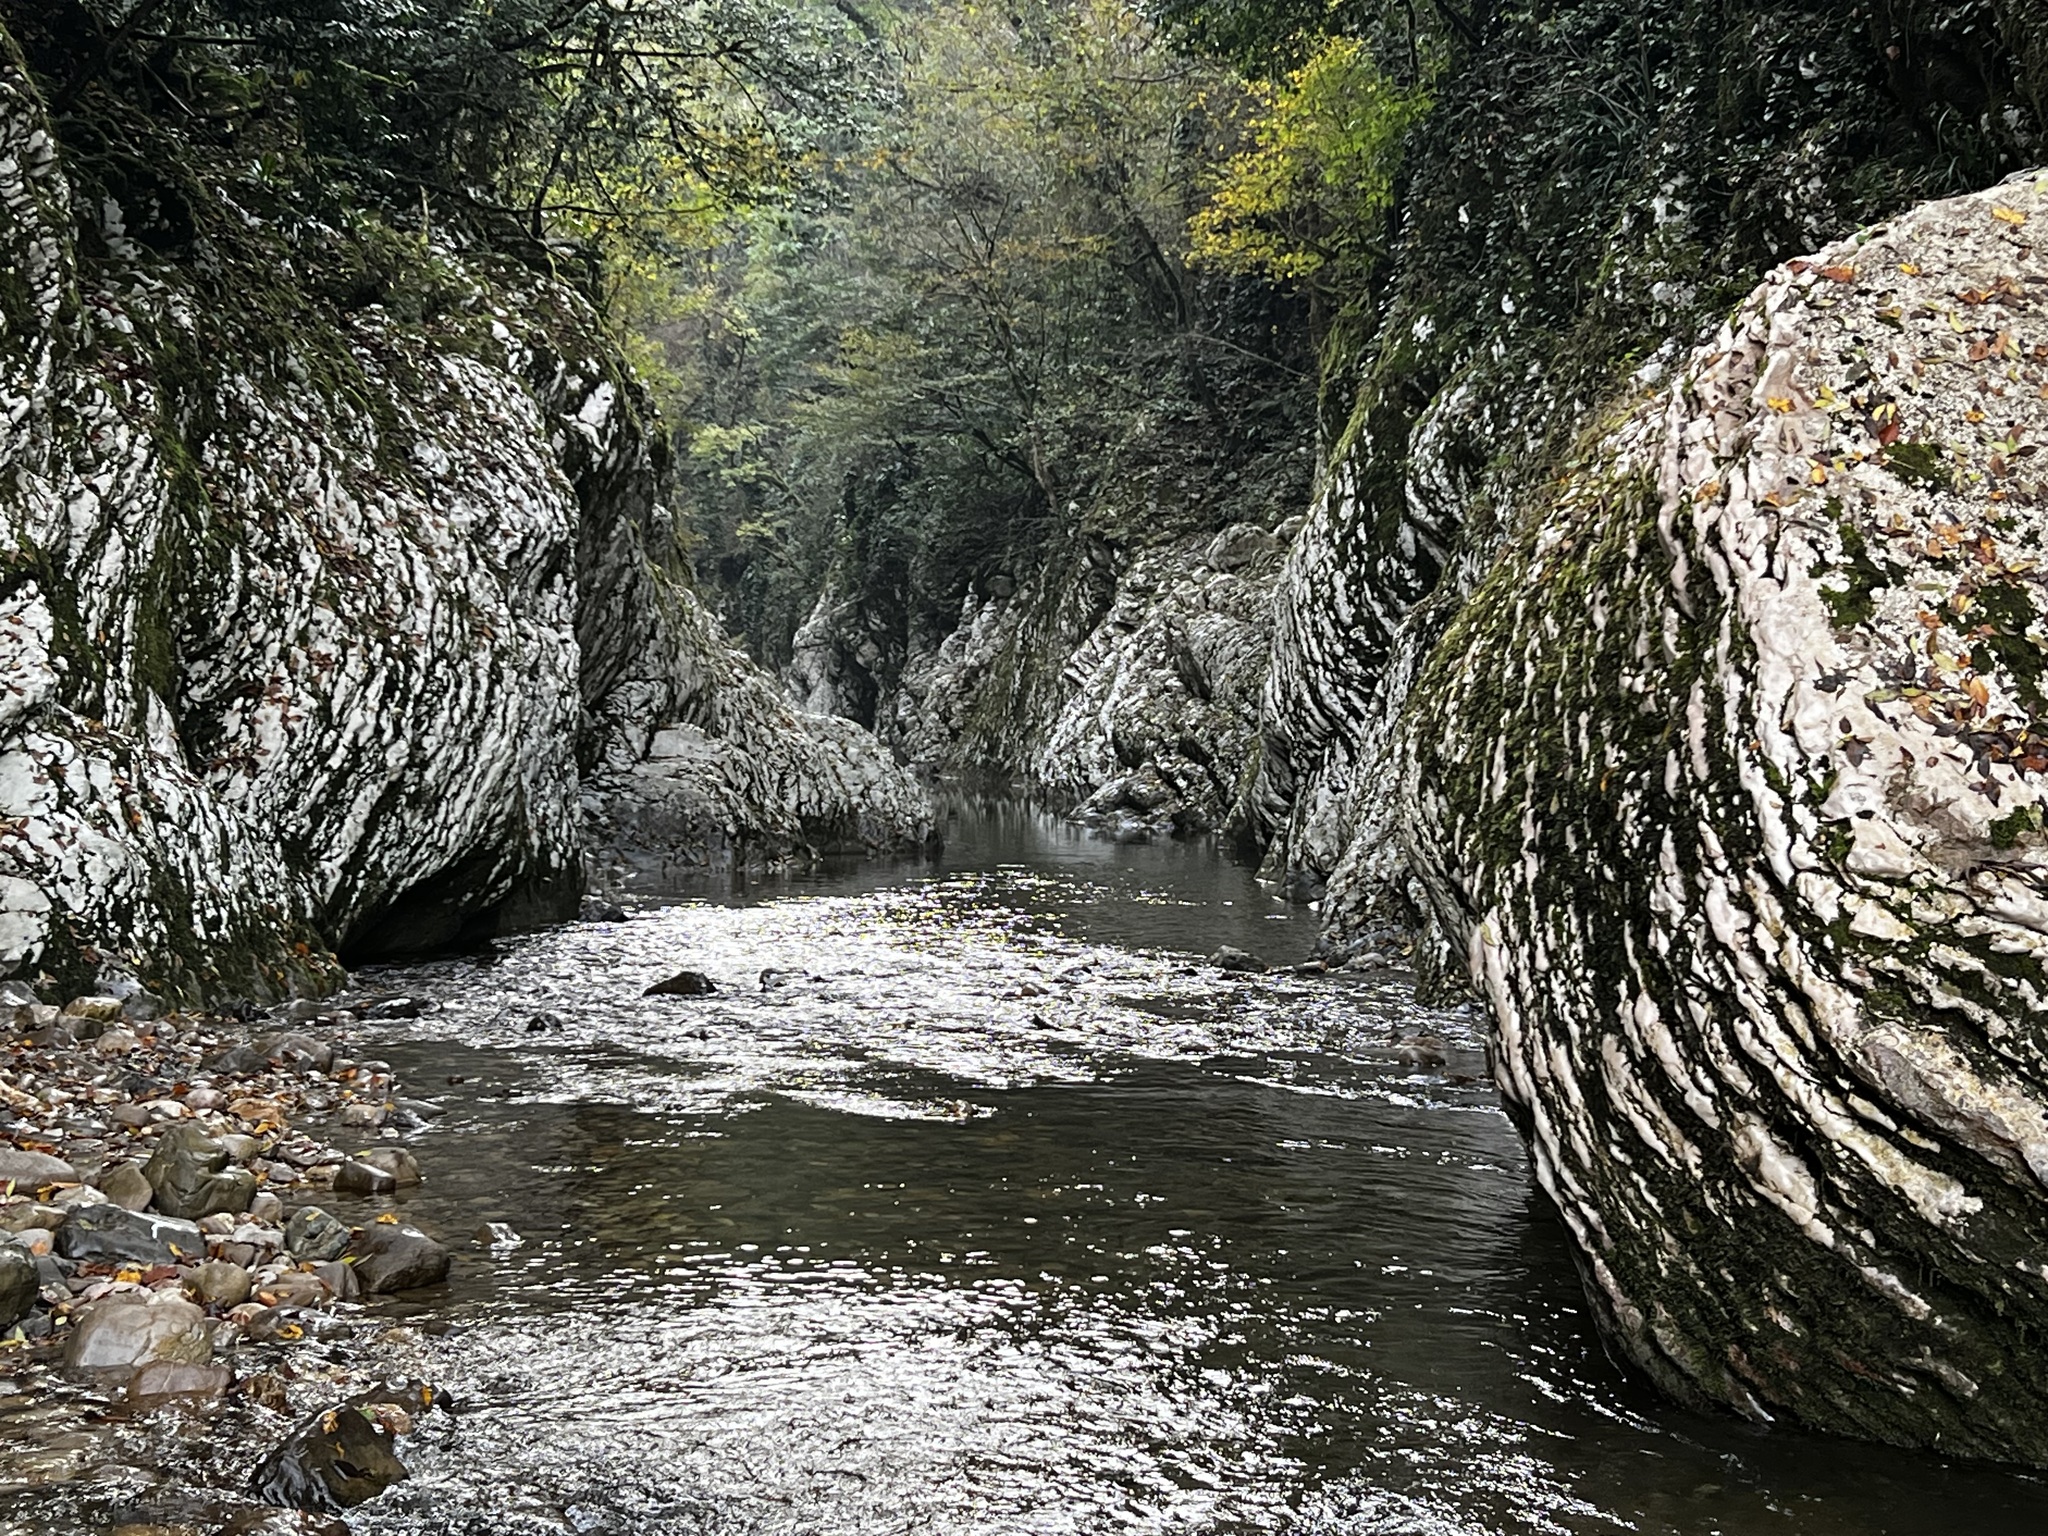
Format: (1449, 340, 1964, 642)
(12, 799, 2048, 1532)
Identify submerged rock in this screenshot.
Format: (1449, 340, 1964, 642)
(644, 969, 717, 997)
(250, 1386, 435, 1512)
(1406, 171, 2048, 1465)
(347, 1222, 451, 1294)
(1207, 945, 1267, 974)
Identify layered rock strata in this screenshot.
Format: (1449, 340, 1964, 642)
(0, 32, 927, 1001)
(1406, 171, 2048, 1463)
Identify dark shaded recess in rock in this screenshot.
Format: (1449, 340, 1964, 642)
(339, 847, 583, 963)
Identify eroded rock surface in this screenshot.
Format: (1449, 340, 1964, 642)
(0, 29, 928, 999)
(887, 522, 1292, 832)
(1406, 171, 2048, 1464)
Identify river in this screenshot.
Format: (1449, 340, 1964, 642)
(9, 798, 2048, 1532)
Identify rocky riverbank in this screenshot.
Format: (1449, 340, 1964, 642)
(0, 982, 463, 1529)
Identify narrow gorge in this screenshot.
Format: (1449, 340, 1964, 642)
(8, 0, 2048, 1531)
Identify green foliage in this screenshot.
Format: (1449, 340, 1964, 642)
(648, 0, 1314, 701)
(1188, 35, 1428, 281)
(8, 0, 863, 245)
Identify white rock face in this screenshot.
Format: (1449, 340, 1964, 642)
(0, 34, 928, 998)
(1405, 171, 2048, 1464)
(887, 523, 1288, 833)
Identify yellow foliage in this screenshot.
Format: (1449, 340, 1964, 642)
(1189, 37, 1428, 281)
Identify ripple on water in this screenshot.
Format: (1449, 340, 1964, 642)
(11, 813, 2048, 1534)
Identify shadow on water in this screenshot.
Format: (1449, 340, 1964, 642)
(8, 800, 2046, 1533)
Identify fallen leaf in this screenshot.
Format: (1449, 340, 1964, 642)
(1766, 395, 1795, 413)
(1821, 264, 1858, 283)
(1993, 205, 2029, 225)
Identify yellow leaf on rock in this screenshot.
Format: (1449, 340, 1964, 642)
(1993, 205, 2029, 225)
(1899, 262, 1922, 275)
(1766, 396, 1794, 413)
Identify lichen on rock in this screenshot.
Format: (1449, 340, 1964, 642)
(1404, 169, 2048, 1464)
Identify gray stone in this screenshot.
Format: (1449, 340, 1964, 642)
(347, 1223, 451, 1293)
(354, 1149, 421, 1188)
(0, 980, 39, 1008)
(54, 1203, 206, 1267)
(644, 969, 716, 997)
(96, 1160, 154, 1212)
(283, 1207, 351, 1264)
(0, 1201, 64, 1233)
(332, 1159, 396, 1196)
(1207, 945, 1266, 974)
(311, 1259, 360, 1302)
(250, 1388, 421, 1512)
(63, 1297, 212, 1373)
(143, 1124, 257, 1220)
(126, 1359, 232, 1403)
(0, 1243, 36, 1325)
(265, 1032, 334, 1072)
(249, 1190, 284, 1225)
(0, 1147, 77, 1191)
(186, 1260, 254, 1308)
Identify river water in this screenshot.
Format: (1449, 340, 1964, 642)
(12, 799, 2048, 1532)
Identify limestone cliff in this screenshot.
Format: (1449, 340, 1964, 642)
(1409, 172, 2048, 1465)
(0, 31, 928, 1003)
(874, 518, 1294, 835)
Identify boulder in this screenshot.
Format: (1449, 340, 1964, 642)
(55, 1204, 206, 1267)
(346, 1223, 451, 1294)
(64, 1297, 212, 1373)
(1405, 171, 2048, 1466)
(143, 1124, 257, 1220)
(0, 1242, 36, 1325)
(282, 1207, 351, 1264)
